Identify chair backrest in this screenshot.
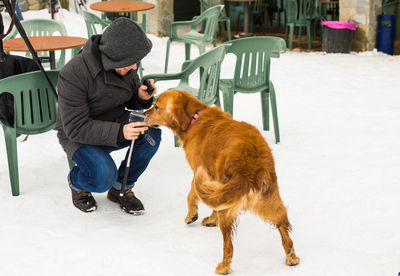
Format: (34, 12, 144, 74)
(252, 0, 266, 14)
(5, 19, 68, 69)
(225, 36, 286, 92)
(199, 0, 228, 18)
(0, 71, 59, 135)
(81, 10, 110, 37)
(179, 43, 230, 105)
(195, 5, 224, 43)
(285, 0, 314, 24)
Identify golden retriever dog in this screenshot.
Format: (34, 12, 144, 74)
(146, 90, 299, 274)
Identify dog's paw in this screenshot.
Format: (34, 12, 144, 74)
(185, 213, 198, 224)
(215, 262, 232, 275)
(286, 252, 300, 266)
(202, 216, 217, 227)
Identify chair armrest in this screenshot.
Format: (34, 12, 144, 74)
(169, 20, 198, 38)
(142, 72, 186, 83)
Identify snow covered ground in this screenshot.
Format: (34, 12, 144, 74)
(1, 6, 400, 276)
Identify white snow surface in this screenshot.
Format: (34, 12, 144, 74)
(0, 6, 400, 276)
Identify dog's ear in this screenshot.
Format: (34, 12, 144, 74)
(170, 92, 192, 131)
(171, 90, 207, 132)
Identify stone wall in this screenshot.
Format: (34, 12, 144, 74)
(340, 0, 382, 51)
(146, 0, 173, 37)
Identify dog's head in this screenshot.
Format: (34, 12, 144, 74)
(145, 90, 207, 134)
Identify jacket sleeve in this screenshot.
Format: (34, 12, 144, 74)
(57, 65, 120, 147)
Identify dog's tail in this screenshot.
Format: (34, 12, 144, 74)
(193, 166, 249, 210)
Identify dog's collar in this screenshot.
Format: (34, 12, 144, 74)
(186, 110, 204, 131)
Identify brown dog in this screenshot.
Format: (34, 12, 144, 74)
(146, 90, 299, 274)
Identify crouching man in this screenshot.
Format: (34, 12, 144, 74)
(56, 18, 161, 214)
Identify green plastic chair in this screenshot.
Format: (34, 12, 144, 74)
(199, 0, 231, 42)
(81, 10, 111, 38)
(0, 70, 73, 196)
(5, 19, 68, 69)
(284, 0, 313, 50)
(164, 5, 223, 73)
(236, 0, 266, 33)
(143, 43, 231, 146)
(219, 36, 286, 144)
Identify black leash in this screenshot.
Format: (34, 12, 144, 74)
(1, 0, 58, 100)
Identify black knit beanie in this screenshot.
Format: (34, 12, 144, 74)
(99, 17, 153, 71)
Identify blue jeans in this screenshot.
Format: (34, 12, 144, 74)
(69, 128, 161, 193)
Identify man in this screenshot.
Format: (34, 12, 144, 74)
(56, 17, 161, 214)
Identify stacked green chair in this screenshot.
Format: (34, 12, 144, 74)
(236, 0, 266, 33)
(143, 43, 231, 146)
(81, 10, 111, 38)
(219, 36, 286, 144)
(0, 70, 72, 196)
(5, 19, 68, 69)
(284, 0, 314, 50)
(164, 5, 224, 73)
(199, 0, 231, 42)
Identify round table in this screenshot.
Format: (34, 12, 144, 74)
(3, 36, 87, 69)
(90, 1, 155, 20)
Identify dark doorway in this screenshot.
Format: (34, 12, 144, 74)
(174, 0, 200, 20)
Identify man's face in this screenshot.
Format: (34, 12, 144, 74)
(115, 63, 137, 76)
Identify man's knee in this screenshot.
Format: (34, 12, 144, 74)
(90, 167, 118, 193)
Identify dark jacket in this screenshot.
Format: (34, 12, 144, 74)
(0, 54, 39, 126)
(56, 35, 152, 158)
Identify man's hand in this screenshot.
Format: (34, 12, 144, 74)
(123, 122, 148, 140)
(138, 79, 156, 100)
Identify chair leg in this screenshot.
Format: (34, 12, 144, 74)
(306, 24, 312, 50)
(3, 126, 19, 196)
(288, 24, 294, 50)
(268, 81, 280, 144)
(141, 12, 147, 32)
(285, 25, 288, 42)
(198, 44, 206, 55)
(226, 19, 232, 41)
(219, 21, 225, 40)
(298, 26, 302, 44)
(185, 43, 191, 60)
(138, 63, 143, 78)
(164, 40, 171, 73)
(260, 89, 270, 131)
(220, 85, 234, 116)
(67, 157, 75, 170)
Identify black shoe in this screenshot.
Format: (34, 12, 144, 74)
(69, 183, 97, 213)
(107, 187, 145, 215)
